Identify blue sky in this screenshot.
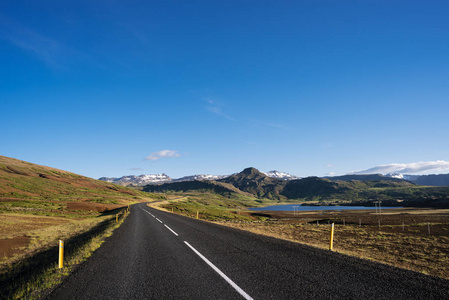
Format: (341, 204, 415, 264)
(1, 0, 449, 179)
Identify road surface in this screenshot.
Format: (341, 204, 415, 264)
(47, 203, 449, 299)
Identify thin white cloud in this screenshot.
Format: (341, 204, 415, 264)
(326, 172, 336, 176)
(0, 15, 63, 68)
(326, 164, 334, 168)
(353, 160, 449, 175)
(144, 150, 181, 161)
(204, 98, 236, 121)
(247, 119, 291, 130)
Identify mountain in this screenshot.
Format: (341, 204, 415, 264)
(385, 173, 449, 186)
(99, 174, 172, 186)
(281, 177, 351, 199)
(414, 174, 449, 186)
(385, 173, 421, 181)
(100, 170, 300, 186)
(218, 167, 287, 199)
(141, 180, 253, 198)
(263, 170, 300, 180)
(324, 174, 411, 183)
(137, 166, 449, 207)
(173, 174, 229, 182)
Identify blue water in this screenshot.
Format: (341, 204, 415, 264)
(249, 204, 402, 212)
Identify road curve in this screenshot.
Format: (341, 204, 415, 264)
(46, 203, 449, 299)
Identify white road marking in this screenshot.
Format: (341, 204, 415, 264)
(184, 241, 254, 300)
(156, 218, 163, 223)
(164, 225, 179, 236)
(141, 208, 157, 218)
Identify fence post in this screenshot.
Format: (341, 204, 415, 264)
(58, 240, 64, 269)
(329, 223, 335, 251)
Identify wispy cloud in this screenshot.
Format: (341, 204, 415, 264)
(248, 119, 291, 130)
(353, 160, 449, 175)
(326, 164, 334, 168)
(144, 150, 181, 161)
(0, 15, 63, 68)
(204, 98, 236, 121)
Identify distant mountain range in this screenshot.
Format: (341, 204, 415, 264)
(141, 167, 449, 207)
(100, 170, 449, 187)
(99, 170, 299, 186)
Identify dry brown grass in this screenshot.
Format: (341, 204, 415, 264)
(218, 208, 449, 280)
(0, 213, 118, 271)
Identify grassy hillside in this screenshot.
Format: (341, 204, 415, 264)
(0, 155, 153, 280)
(141, 179, 254, 198)
(0, 155, 150, 217)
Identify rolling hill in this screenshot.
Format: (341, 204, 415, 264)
(0, 155, 149, 216)
(141, 178, 254, 198)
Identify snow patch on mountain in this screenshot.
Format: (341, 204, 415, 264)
(173, 174, 229, 182)
(385, 173, 421, 181)
(263, 170, 300, 180)
(99, 169, 300, 185)
(99, 174, 172, 186)
(386, 172, 404, 179)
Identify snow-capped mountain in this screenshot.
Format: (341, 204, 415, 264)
(263, 170, 300, 180)
(385, 173, 420, 181)
(173, 174, 229, 182)
(386, 172, 404, 179)
(99, 169, 299, 186)
(99, 174, 172, 186)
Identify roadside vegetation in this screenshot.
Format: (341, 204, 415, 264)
(0, 156, 155, 299)
(149, 192, 449, 280)
(1, 209, 129, 300)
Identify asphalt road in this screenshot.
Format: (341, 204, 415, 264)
(47, 203, 449, 299)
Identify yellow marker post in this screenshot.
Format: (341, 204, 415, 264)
(329, 223, 335, 251)
(196, 211, 199, 219)
(116, 214, 118, 223)
(172, 207, 174, 213)
(58, 240, 64, 269)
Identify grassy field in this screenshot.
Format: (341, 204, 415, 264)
(149, 192, 275, 222)
(0, 156, 155, 299)
(150, 194, 449, 280)
(0, 156, 152, 265)
(1, 209, 129, 299)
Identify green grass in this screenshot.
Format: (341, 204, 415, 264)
(158, 192, 269, 222)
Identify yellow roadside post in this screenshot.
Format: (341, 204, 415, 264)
(58, 240, 64, 269)
(196, 211, 199, 219)
(116, 214, 118, 223)
(172, 207, 174, 213)
(329, 223, 335, 251)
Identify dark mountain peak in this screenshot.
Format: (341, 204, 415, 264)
(240, 167, 263, 176)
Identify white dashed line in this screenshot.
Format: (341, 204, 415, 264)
(184, 241, 254, 300)
(164, 225, 179, 236)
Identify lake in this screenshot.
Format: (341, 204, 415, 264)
(249, 204, 402, 212)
